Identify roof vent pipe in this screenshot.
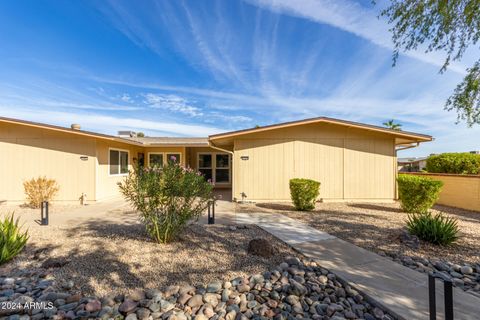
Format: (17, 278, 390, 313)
(71, 124, 81, 130)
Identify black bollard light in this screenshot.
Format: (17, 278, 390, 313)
(428, 273, 436, 320)
(428, 273, 454, 320)
(207, 199, 215, 224)
(41, 201, 49, 225)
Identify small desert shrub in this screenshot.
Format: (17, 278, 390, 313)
(289, 178, 320, 211)
(0, 213, 29, 264)
(426, 152, 480, 174)
(397, 174, 443, 213)
(119, 161, 213, 243)
(406, 212, 459, 246)
(23, 176, 59, 208)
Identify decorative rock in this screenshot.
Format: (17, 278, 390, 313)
(187, 294, 204, 308)
(84, 299, 101, 312)
(136, 307, 151, 320)
(206, 282, 222, 293)
(247, 238, 277, 258)
(461, 266, 473, 275)
(119, 299, 138, 314)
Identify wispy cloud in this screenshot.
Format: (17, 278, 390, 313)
(0, 106, 223, 137)
(143, 93, 203, 117)
(247, 0, 467, 74)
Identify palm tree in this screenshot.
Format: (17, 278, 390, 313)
(383, 119, 402, 131)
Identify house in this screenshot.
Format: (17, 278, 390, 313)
(0, 116, 432, 204)
(398, 156, 428, 172)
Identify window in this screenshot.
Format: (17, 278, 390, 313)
(148, 152, 181, 167)
(198, 154, 213, 181)
(149, 153, 164, 167)
(109, 149, 129, 175)
(198, 153, 230, 184)
(215, 154, 230, 183)
(167, 153, 181, 164)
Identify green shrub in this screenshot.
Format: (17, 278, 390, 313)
(406, 212, 459, 245)
(119, 162, 213, 243)
(23, 176, 59, 208)
(397, 174, 443, 213)
(426, 153, 480, 174)
(0, 213, 29, 265)
(289, 178, 320, 211)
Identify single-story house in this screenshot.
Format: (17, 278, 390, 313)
(398, 157, 428, 172)
(0, 116, 432, 204)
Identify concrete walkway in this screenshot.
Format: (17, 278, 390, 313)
(240, 212, 480, 320)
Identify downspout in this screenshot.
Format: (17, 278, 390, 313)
(394, 141, 420, 200)
(395, 142, 420, 151)
(208, 140, 235, 201)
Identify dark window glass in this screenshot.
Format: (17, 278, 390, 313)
(149, 154, 163, 167)
(215, 169, 229, 183)
(199, 169, 213, 181)
(216, 154, 229, 168)
(199, 154, 212, 168)
(120, 151, 129, 174)
(109, 150, 119, 175)
(167, 153, 181, 164)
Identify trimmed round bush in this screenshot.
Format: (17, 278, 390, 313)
(426, 152, 480, 174)
(397, 174, 443, 213)
(406, 212, 459, 246)
(289, 178, 320, 211)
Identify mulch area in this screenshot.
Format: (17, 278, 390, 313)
(236, 201, 480, 266)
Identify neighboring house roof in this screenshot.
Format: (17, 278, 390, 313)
(126, 137, 209, 146)
(398, 157, 428, 163)
(209, 116, 432, 146)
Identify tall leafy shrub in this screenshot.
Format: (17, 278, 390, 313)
(406, 212, 459, 246)
(289, 178, 320, 211)
(0, 213, 29, 264)
(23, 176, 59, 208)
(397, 174, 443, 213)
(426, 153, 480, 174)
(119, 161, 213, 243)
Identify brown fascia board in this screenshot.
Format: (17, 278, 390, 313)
(209, 116, 433, 143)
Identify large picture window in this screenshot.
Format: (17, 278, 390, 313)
(198, 153, 230, 184)
(109, 149, 129, 175)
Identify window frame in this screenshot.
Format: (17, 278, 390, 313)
(147, 152, 182, 167)
(197, 152, 231, 185)
(108, 148, 130, 176)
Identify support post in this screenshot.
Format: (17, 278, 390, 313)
(428, 273, 436, 320)
(444, 280, 454, 320)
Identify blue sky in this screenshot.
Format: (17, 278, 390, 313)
(0, 0, 479, 156)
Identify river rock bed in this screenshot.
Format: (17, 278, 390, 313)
(381, 250, 480, 297)
(0, 257, 392, 320)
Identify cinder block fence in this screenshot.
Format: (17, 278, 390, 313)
(404, 173, 480, 212)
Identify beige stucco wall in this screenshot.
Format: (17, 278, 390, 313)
(0, 123, 96, 203)
(94, 140, 144, 201)
(406, 173, 480, 212)
(232, 122, 396, 202)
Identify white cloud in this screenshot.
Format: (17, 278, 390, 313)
(247, 0, 467, 74)
(143, 93, 203, 117)
(120, 93, 133, 103)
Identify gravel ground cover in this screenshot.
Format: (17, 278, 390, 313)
(0, 257, 392, 320)
(1, 221, 296, 298)
(236, 202, 480, 294)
